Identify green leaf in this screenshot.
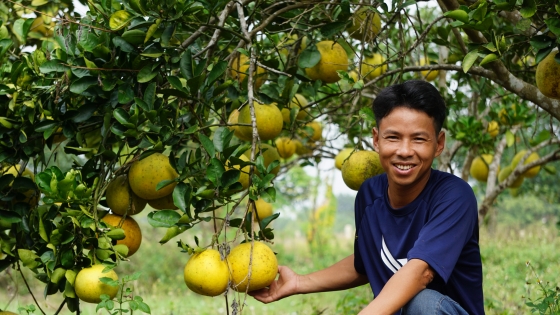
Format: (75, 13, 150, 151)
(172, 182, 189, 213)
(221, 169, 240, 188)
(148, 210, 181, 228)
(479, 53, 499, 66)
(70, 76, 98, 94)
(298, 45, 321, 68)
(207, 158, 225, 186)
(199, 133, 215, 157)
(0, 210, 21, 223)
(545, 18, 560, 37)
(207, 61, 227, 85)
(161, 23, 175, 47)
(536, 47, 554, 64)
(106, 228, 125, 240)
(180, 49, 194, 80)
(529, 130, 551, 146)
(462, 50, 479, 73)
(39, 60, 70, 73)
(144, 82, 156, 109)
(112, 36, 135, 53)
(70, 104, 96, 124)
(445, 9, 469, 23)
(320, 21, 347, 37)
(138, 65, 158, 83)
(530, 35, 554, 50)
(0, 39, 13, 59)
(109, 10, 134, 31)
(212, 127, 233, 153)
(259, 212, 279, 229)
(50, 268, 66, 284)
(18, 249, 40, 269)
(359, 107, 375, 122)
(114, 108, 134, 128)
(520, 0, 536, 18)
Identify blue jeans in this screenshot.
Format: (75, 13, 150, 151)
(402, 289, 469, 315)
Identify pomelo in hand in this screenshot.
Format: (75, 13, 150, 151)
(227, 241, 278, 292)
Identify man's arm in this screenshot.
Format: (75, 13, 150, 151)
(358, 258, 434, 315)
(250, 254, 369, 303)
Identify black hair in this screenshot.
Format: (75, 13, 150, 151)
(372, 80, 447, 133)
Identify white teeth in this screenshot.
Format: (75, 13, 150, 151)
(396, 165, 412, 170)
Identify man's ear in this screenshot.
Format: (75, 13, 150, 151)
(435, 130, 445, 157)
(372, 127, 379, 152)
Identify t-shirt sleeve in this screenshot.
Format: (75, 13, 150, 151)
(353, 188, 367, 275)
(407, 178, 478, 282)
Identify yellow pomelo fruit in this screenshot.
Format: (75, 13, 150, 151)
(102, 214, 142, 257)
(346, 7, 382, 41)
(535, 51, 560, 99)
(0, 311, 18, 315)
(249, 198, 273, 222)
(348, 70, 359, 82)
(304, 41, 349, 83)
(128, 153, 178, 200)
(74, 265, 118, 303)
(148, 193, 178, 210)
(244, 144, 280, 175)
(360, 54, 387, 80)
(230, 54, 267, 91)
(293, 139, 315, 155)
(30, 16, 54, 37)
(341, 151, 384, 190)
(498, 165, 524, 188)
(275, 137, 297, 159)
(228, 109, 252, 142)
(226, 154, 251, 190)
(184, 249, 229, 297)
(469, 154, 494, 182)
(487, 120, 499, 138)
(237, 103, 283, 141)
(106, 175, 147, 215)
(300, 121, 322, 141)
(419, 57, 439, 82)
(227, 241, 278, 292)
(281, 94, 310, 123)
(511, 150, 540, 178)
(2, 165, 39, 207)
(335, 148, 354, 170)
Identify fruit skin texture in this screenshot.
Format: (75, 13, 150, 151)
(227, 242, 278, 292)
(244, 144, 281, 175)
(487, 120, 499, 138)
(341, 151, 384, 191)
(74, 265, 119, 303)
(511, 150, 540, 178)
(360, 54, 387, 80)
(498, 165, 524, 188)
(304, 41, 349, 83)
(238, 103, 283, 141)
(275, 137, 297, 159)
(106, 175, 147, 215)
(128, 153, 178, 200)
(230, 54, 267, 90)
(301, 121, 322, 141)
(335, 148, 354, 170)
(419, 57, 439, 82)
(282, 94, 309, 123)
(147, 193, 178, 210)
(469, 154, 494, 182)
(228, 109, 252, 142)
(249, 198, 273, 221)
(536, 51, 560, 99)
(183, 249, 229, 297)
(346, 7, 381, 41)
(102, 214, 142, 257)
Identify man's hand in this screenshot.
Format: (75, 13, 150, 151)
(249, 265, 299, 303)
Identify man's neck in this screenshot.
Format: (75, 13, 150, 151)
(386, 172, 432, 209)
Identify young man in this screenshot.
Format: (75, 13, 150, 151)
(250, 80, 484, 314)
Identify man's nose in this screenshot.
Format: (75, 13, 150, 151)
(396, 139, 414, 157)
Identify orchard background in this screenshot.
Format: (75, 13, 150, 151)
(1, 0, 560, 314)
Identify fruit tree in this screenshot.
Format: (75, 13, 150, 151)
(1, 0, 560, 313)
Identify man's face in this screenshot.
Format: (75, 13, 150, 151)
(373, 107, 445, 193)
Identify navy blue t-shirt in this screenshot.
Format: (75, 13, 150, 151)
(354, 169, 484, 315)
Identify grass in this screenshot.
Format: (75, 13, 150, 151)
(2, 219, 560, 315)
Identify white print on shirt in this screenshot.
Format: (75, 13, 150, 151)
(381, 236, 408, 274)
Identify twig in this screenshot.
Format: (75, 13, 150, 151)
(16, 261, 47, 315)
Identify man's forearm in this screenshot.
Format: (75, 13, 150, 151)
(297, 254, 369, 294)
(358, 259, 434, 315)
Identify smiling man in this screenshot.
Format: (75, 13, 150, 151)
(251, 80, 484, 315)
